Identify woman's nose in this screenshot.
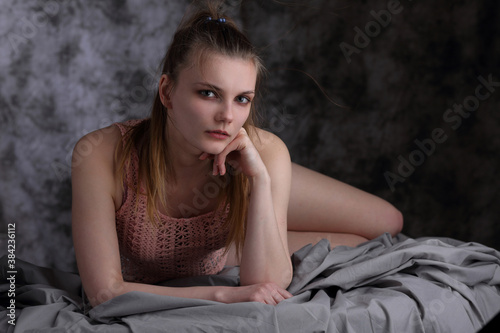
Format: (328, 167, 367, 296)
(215, 101, 233, 123)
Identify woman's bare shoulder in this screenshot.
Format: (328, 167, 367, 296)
(249, 126, 288, 154)
(72, 123, 123, 170)
(71, 123, 126, 208)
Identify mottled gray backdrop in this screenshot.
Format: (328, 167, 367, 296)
(1, 0, 499, 273)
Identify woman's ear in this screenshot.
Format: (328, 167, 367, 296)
(159, 74, 173, 109)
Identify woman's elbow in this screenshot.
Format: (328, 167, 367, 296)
(275, 260, 293, 289)
(85, 279, 126, 307)
(279, 265, 293, 289)
(240, 263, 293, 290)
(274, 259, 293, 289)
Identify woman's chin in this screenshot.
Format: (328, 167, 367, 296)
(201, 145, 227, 156)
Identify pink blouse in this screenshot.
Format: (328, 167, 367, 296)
(114, 120, 229, 284)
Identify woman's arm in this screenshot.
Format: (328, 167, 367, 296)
(239, 129, 293, 289)
(210, 128, 293, 291)
(72, 126, 291, 307)
(71, 126, 125, 306)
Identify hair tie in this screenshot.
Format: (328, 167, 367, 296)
(205, 17, 226, 23)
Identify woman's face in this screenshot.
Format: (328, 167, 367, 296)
(160, 53, 257, 157)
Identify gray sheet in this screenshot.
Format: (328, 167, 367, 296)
(1, 233, 499, 332)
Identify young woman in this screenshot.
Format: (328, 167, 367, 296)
(72, 4, 402, 308)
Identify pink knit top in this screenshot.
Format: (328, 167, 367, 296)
(114, 120, 230, 284)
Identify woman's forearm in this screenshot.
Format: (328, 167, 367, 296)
(239, 172, 293, 288)
(88, 279, 234, 307)
(88, 276, 293, 307)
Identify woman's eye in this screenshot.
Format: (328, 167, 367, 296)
(200, 90, 216, 98)
(236, 96, 251, 104)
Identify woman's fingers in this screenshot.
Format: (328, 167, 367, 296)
(213, 160, 221, 176)
(215, 153, 227, 176)
(281, 289, 293, 299)
(199, 152, 214, 160)
(208, 127, 265, 177)
(270, 291, 285, 305)
(266, 289, 292, 305)
(231, 283, 293, 305)
(213, 131, 247, 176)
(276, 288, 293, 302)
(259, 283, 293, 305)
(198, 152, 220, 174)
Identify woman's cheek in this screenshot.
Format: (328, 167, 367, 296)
(237, 108, 251, 126)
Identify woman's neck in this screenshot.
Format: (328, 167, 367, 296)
(165, 123, 211, 181)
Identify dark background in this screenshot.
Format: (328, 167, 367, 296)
(1, 0, 499, 273)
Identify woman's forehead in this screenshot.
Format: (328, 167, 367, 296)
(180, 52, 257, 91)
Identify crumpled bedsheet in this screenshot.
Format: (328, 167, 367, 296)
(1, 233, 499, 332)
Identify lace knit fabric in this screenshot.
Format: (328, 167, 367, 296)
(114, 120, 229, 284)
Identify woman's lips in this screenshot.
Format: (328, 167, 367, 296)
(206, 130, 229, 140)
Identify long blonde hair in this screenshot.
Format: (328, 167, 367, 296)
(116, 1, 265, 258)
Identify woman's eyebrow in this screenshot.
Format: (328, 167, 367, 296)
(194, 82, 255, 95)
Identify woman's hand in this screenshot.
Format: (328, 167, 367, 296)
(218, 282, 293, 305)
(199, 128, 266, 178)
